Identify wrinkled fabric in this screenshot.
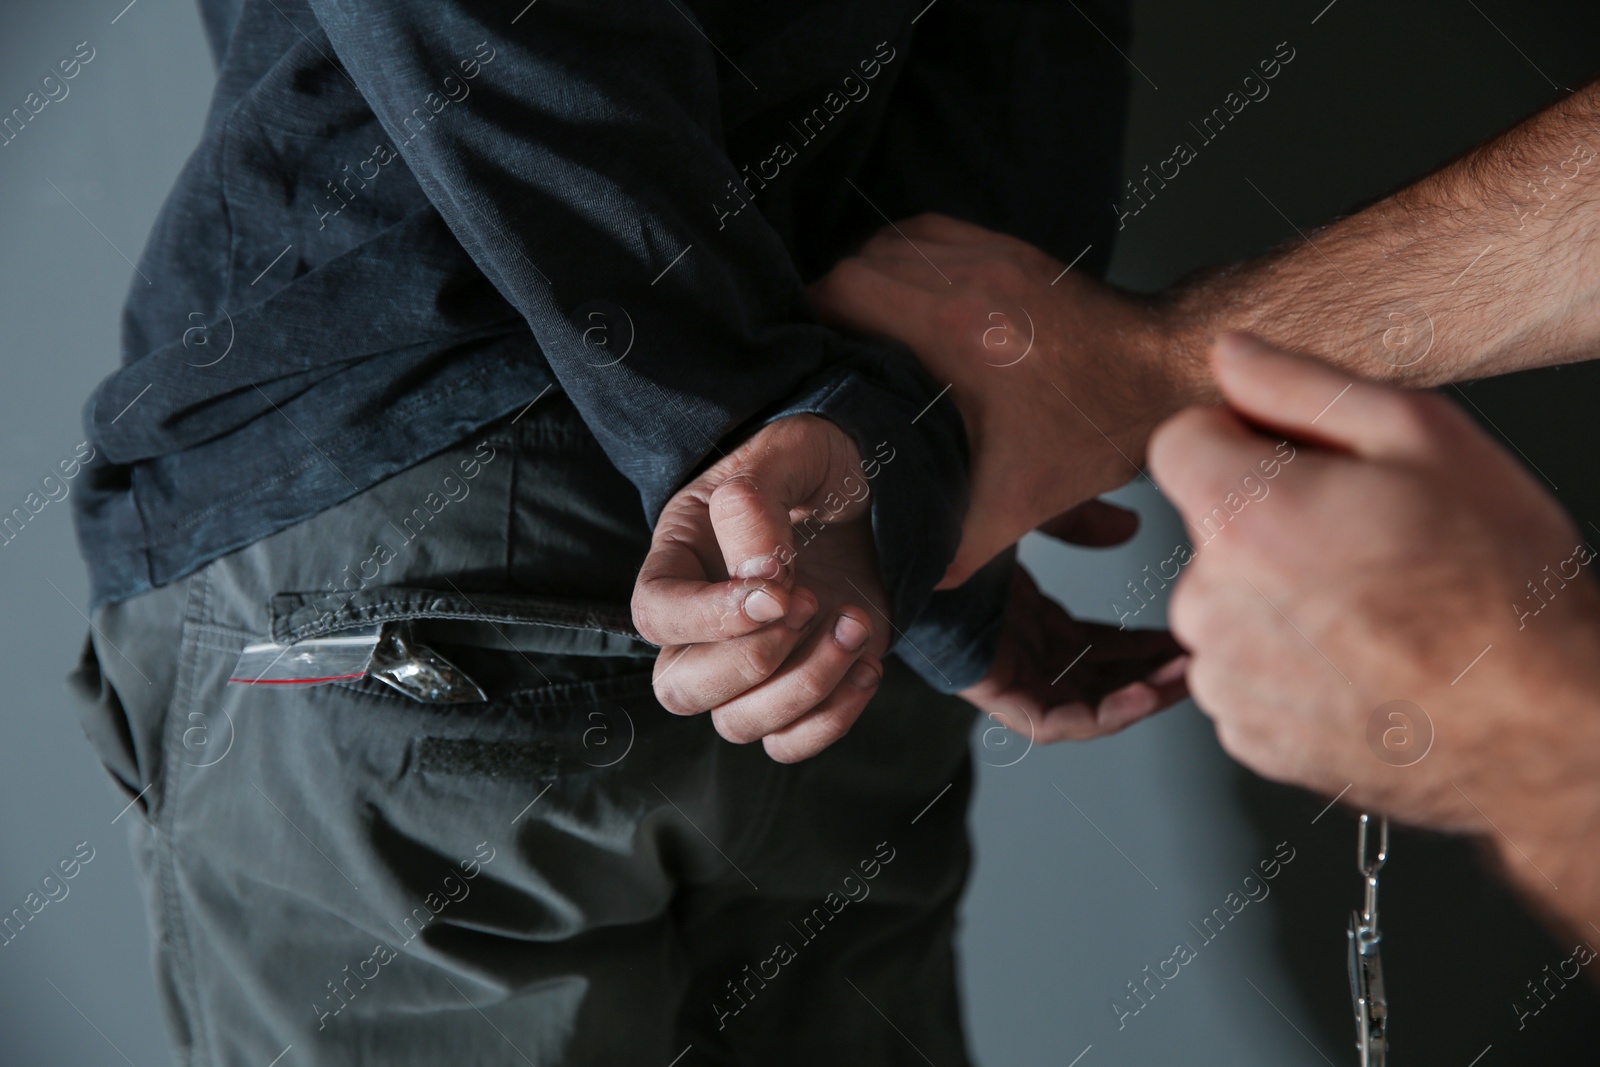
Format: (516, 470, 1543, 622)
(72, 0, 1130, 689)
(73, 400, 981, 1065)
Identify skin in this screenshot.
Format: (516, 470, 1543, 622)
(632, 77, 1600, 766)
(1150, 335, 1600, 955)
(810, 213, 1184, 589)
(631, 415, 890, 764)
(632, 414, 1187, 762)
(817, 80, 1600, 588)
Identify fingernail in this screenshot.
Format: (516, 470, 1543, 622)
(847, 661, 881, 689)
(736, 555, 782, 580)
(833, 614, 869, 652)
(786, 592, 818, 630)
(744, 588, 784, 623)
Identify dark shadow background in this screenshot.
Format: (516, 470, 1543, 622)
(1116, 0, 1600, 1061)
(964, 1, 1600, 1065)
(1179, 2, 1600, 1059)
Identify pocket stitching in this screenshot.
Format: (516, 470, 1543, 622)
(271, 587, 643, 645)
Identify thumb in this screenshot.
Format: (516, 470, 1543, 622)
(1211, 333, 1445, 461)
(707, 416, 861, 582)
(809, 256, 944, 356)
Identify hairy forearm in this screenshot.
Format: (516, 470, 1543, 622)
(1164, 78, 1600, 398)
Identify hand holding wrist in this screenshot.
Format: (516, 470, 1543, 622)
(812, 213, 1206, 585)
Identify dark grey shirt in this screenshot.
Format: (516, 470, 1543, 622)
(72, 0, 1129, 689)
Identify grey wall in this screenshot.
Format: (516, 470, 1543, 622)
(0, 2, 214, 1064)
(2, 1, 1598, 1065)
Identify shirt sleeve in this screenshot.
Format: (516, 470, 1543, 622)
(303, 0, 1000, 688)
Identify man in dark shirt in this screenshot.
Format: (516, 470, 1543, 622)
(67, 1, 1170, 1062)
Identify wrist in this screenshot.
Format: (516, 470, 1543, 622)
(1070, 292, 1197, 481)
(1025, 276, 1204, 482)
(1147, 274, 1231, 412)
(1153, 245, 1385, 396)
(1485, 632, 1600, 931)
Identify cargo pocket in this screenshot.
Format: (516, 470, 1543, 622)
(265, 584, 667, 781)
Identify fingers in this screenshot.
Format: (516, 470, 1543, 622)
(1065, 620, 1188, 667)
(892, 212, 1002, 245)
(872, 214, 1034, 262)
(635, 415, 870, 648)
(977, 650, 1187, 746)
(633, 524, 792, 646)
(706, 442, 803, 586)
(1016, 652, 1188, 743)
(1056, 630, 1188, 710)
(761, 654, 883, 764)
(1035, 499, 1140, 548)
(706, 415, 861, 584)
(1077, 653, 1191, 734)
(809, 256, 944, 354)
(708, 473, 797, 583)
(708, 608, 877, 744)
(1210, 333, 1466, 460)
(651, 590, 820, 714)
(959, 569, 1191, 745)
(1147, 404, 1280, 527)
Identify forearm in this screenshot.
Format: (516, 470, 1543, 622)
(1165, 78, 1600, 397)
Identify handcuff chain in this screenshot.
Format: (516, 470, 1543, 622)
(1349, 812, 1390, 1066)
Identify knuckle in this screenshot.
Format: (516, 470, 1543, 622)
(1165, 580, 1205, 649)
(819, 257, 873, 296)
(1402, 389, 1453, 421)
(860, 232, 903, 260)
(944, 560, 976, 588)
(990, 260, 1029, 292)
(1145, 420, 1183, 480)
(762, 734, 812, 765)
(1183, 655, 1220, 710)
(787, 667, 834, 710)
(734, 639, 786, 685)
(1149, 409, 1222, 485)
(710, 473, 765, 517)
(702, 595, 743, 640)
(1145, 421, 1184, 482)
(768, 413, 830, 452)
(1414, 391, 1476, 443)
(1212, 719, 1254, 765)
(631, 593, 664, 646)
